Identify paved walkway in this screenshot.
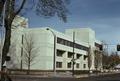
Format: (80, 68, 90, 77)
(11, 73, 120, 81)
(10, 71, 120, 79)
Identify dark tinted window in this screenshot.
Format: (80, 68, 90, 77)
(57, 37, 89, 51)
(67, 62, 72, 68)
(57, 50, 65, 57)
(56, 62, 62, 68)
(76, 63, 79, 68)
(68, 52, 73, 58)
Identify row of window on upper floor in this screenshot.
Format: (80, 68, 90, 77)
(57, 50, 88, 60)
(56, 62, 87, 69)
(57, 37, 89, 51)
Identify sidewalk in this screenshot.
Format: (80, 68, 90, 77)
(10, 71, 120, 79)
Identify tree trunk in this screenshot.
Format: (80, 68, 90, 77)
(1, 0, 15, 68)
(1, 22, 11, 69)
(27, 55, 30, 75)
(1, 21, 11, 81)
(27, 62, 30, 75)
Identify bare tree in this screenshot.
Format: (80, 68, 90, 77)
(88, 46, 92, 73)
(108, 52, 120, 69)
(94, 50, 102, 71)
(22, 33, 38, 74)
(101, 41, 110, 69)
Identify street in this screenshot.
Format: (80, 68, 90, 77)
(11, 73, 120, 81)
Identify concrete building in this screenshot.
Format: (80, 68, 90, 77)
(7, 17, 103, 72)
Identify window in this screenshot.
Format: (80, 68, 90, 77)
(84, 55, 88, 60)
(67, 41, 71, 46)
(57, 37, 64, 45)
(56, 62, 62, 68)
(70, 42, 73, 47)
(57, 50, 64, 57)
(83, 64, 86, 68)
(76, 63, 79, 68)
(68, 52, 73, 58)
(95, 42, 103, 51)
(75, 44, 80, 49)
(57, 37, 89, 51)
(67, 62, 72, 68)
(76, 54, 81, 59)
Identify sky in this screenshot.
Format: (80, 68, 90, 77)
(24, 0, 120, 52)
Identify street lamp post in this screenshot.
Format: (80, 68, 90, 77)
(46, 28, 56, 75)
(20, 35, 24, 70)
(72, 31, 75, 76)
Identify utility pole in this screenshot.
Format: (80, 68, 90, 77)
(46, 28, 56, 76)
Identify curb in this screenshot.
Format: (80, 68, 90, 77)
(74, 72, 120, 78)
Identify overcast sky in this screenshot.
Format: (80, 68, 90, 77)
(25, 0, 120, 52)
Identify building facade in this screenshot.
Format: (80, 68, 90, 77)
(7, 17, 103, 72)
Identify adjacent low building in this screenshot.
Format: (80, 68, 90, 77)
(7, 16, 103, 72)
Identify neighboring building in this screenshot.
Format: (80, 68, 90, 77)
(115, 64, 120, 69)
(7, 17, 103, 72)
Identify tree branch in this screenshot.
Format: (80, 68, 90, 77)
(15, 0, 26, 15)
